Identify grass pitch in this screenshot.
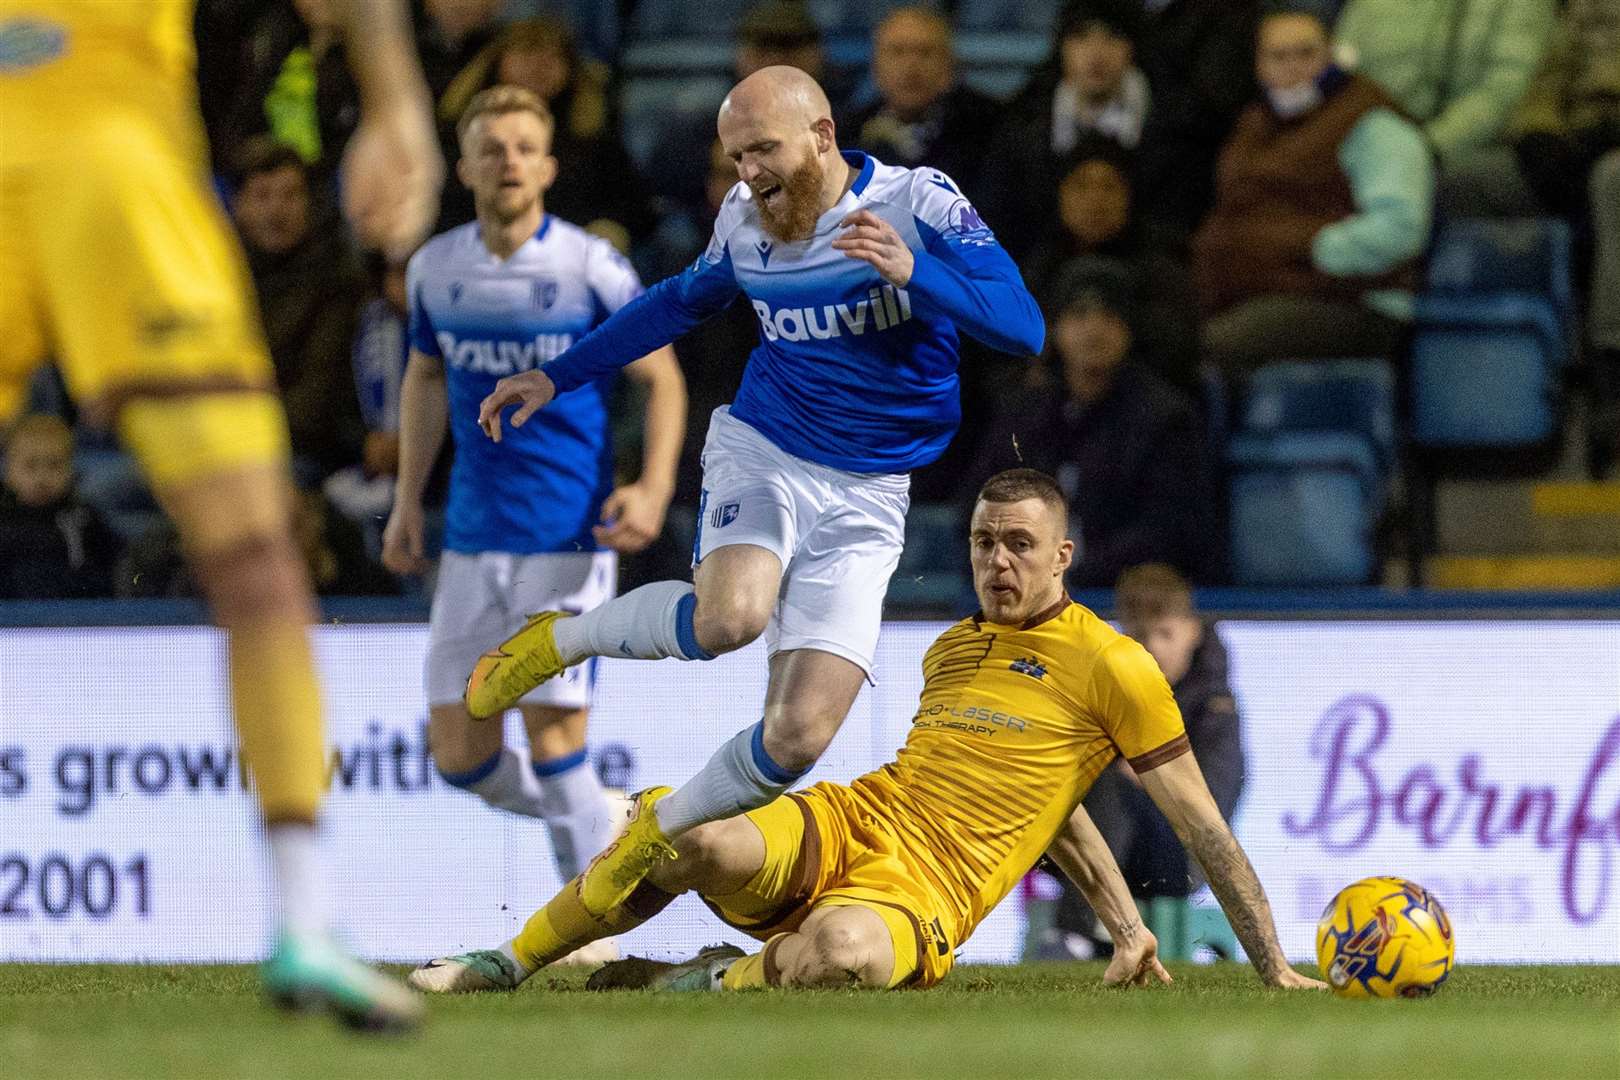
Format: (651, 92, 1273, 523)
(2, 963, 1616, 1079)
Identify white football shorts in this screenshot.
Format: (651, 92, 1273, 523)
(426, 549, 617, 708)
(693, 406, 909, 676)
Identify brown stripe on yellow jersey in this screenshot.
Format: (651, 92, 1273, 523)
(848, 600, 1188, 947)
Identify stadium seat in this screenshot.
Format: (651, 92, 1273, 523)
(886, 502, 968, 613)
(1225, 360, 1394, 586)
(630, 0, 754, 42)
(619, 75, 731, 172)
(1227, 431, 1385, 586)
(954, 0, 1062, 33)
(955, 31, 1048, 101)
(1409, 218, 1574, 449)
(1241, 359, 1396, 474)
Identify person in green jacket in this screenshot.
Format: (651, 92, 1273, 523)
(1335, 0, 1555, 214)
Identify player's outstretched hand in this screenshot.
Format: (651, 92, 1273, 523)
(381, 500, 429, 576)
(478, 369, 557, 442)
(1102, 927, 1172, 989)
(342, 97, 443, 261)
(833, 210, 914, 288)
(1267, 967, 1328, 991)
(593, 482, 670, 553)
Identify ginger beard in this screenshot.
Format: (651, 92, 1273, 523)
(752, 148, 824, 243)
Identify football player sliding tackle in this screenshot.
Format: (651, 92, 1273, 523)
(413, 470, 1325, 992)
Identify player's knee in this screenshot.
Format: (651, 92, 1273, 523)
(192, 530, 315, 629)
(798, 918, 887, 989)
(692, 594, 770, 655)
(761, 715, 838, 775)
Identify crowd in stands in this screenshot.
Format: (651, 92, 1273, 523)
(5, 0, 1619, 603)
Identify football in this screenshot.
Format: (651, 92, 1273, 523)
(1315, 877, 1456, 999)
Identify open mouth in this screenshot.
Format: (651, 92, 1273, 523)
(755, 182, 783, 207)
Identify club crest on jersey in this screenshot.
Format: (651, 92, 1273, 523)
(1010, 656, 1047, 680)
(751, 284, 912, 343)
(531, 278, 558, 309)
(711, 501, 740, 529)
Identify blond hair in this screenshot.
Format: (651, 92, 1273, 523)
(456, 85, 555, 150)
(1114, 563, 1195, 626)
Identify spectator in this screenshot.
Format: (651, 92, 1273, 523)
(640, 1, 855, 211)
(1193, 6, 1433, 377)
(1021, 135, 1201, 391)
(416, 0, 506, 102)
(230, 137, 367, 481)
(964, 265, 1215, 587)
(844, 7, 1002, 195)
(196, 0, 362, 183)
(1510, 0, 1620, 476)
(982, 0, 1152, 259)
(0, 414, 121, 599)
(733, 0, 854, 117)
(1042, 564, 1246, 959)
(323, 255, 413, 542)
(436, 17, 656, 247)
(1134, 0, 1265, 233)
(1335, 0, 1555, 215)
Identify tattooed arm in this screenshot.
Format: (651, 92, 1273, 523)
(1047, 805, 1171, 988)
(1138, 753, 1325, 989)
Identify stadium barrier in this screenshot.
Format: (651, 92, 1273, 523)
(2, 608, 1617, 965)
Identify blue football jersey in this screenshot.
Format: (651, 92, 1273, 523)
(542, 151, 1044, 474)
(406, 217, 643, 554)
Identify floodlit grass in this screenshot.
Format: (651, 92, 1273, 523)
(2, 963, 1617, 1079)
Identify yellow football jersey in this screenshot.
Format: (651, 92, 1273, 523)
(0, 0, 199, 148)
(844, 599, 1189, 946)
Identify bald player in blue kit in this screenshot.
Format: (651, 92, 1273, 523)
(422, 65, 1044, 984)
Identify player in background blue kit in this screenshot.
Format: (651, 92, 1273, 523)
(381, 87, 685, 967)
(422, 67, 1041, 987)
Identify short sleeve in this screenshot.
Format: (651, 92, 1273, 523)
(584, 236, 645, 319)
(405, 249, 440, 357)
(1087, 637, 1189, 771)
(701, 182, 751, 268)
(907, 168, 1000, 254)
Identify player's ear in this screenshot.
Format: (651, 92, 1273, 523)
(456, 153, 473, 192)
(1055, 538, 1074, 576)
(813, 116, 835, 154)
(538, 154, 559, 192)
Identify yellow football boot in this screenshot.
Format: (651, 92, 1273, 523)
(464, 610, 569, 720)
(579, 786, 678, 917)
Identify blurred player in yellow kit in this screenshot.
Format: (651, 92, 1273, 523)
(0, 0, 442, 1030)
(412, 470, 1325, 994)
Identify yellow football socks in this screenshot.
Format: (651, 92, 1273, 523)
(229, 620, 325, 824)
(511, 878, 676, 972)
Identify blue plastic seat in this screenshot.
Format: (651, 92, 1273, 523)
(1409, 217, 1573, 449)
(1227, 431, 1385, 586)
(1241, 359, 1396, 472)
(954, 0, 1061, 33)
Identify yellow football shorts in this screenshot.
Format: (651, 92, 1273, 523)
(0, 93, 287, 488)
(701, 782, 957, 989)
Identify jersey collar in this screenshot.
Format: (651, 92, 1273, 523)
(843, 150, 875, 196)
(973, 595, 1072, 632)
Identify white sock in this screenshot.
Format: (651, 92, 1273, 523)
(550, 581, 713, 665)
(532, 749, 614, 880)
(654, 722, 806, 836)
(498, 940, 533, 978)
(444, 747, 549, 818)
(268, 823, 324, 938)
